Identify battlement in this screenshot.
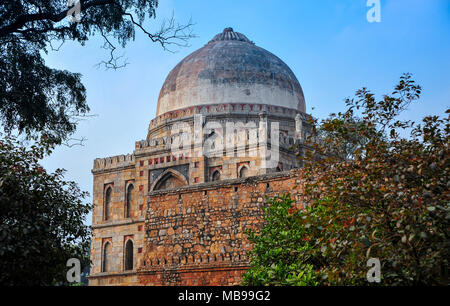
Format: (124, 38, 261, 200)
(92, 154, 135, 172)
(135, 137, 172, 151)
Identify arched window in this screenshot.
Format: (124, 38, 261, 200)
(124, 240, 133, 271)
(211, 170, 221, 181)
(104, 187, 112, 221)
(125, 184, 134, 218)
(239, 166, 249, 178)
(102, 242, 111, 272)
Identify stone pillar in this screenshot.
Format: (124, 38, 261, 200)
(258, 111, 268, 175)
(295, 113, 303, 141)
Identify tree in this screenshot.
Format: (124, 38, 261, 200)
(0, 0, 194, 144)
(244, 74, 449, 285)
(0, 134, 91, 285)
(0, 0, 195, 286)
(242, 194, 320, 286)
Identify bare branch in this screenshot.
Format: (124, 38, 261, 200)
(124, 11, 196, 52)
(0, 0, 116, 38)
(48, 39, 65, 52)
(62, 136, 88, 148)
(95, 11, 196, 69)
(95, 29, 129, 70)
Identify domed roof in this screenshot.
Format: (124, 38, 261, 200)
(156, 28, 306, 116)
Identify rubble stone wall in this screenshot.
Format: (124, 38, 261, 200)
(138, 169, 305, 285)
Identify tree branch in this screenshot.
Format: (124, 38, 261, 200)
(95, 28, 129, 70)
(123, 11, 196, 52)
(0, 0, 115, 38)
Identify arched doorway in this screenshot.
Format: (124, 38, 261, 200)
(211, 170, 221, 181)
(239, 166, 249, 178)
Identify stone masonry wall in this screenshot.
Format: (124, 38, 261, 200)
(89, 159, 146, 286)
(138, 169, 305, 285)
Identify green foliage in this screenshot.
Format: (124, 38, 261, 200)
(0, 134, 91, 285)
(0, 0, 192, 285)
(242, 194, 320, 286)
(0, 0, 192, 143)
(302, 74, 449, 285)
(244, 74, 449, 286)
(0, 42, 88, 144)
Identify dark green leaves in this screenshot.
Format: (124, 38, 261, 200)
(247, 75, 449, 286)
(0, 42, 88, 144)
(0, 0, 192, 143)
(0, 134, 91, 285)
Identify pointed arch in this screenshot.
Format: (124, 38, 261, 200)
(211, 170, 221, 181)
(238, 165, 249, 178)
(104, 186, 112, 221)
(125, 183, 134, 218)
(150, 169, 188, 192)
(102, 241, 112, 272)
(124, 239, 134, 271)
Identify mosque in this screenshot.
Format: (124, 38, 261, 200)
(89, 27, 312, 285)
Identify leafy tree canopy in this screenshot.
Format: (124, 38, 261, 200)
(0, 134, 91, 285)
(244, 74, 449, 285)
(0, 0, 193, 144)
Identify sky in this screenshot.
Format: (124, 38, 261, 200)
(41, 0, 450, 225)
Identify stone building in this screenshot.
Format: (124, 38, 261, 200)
(89, 28, 312, 285)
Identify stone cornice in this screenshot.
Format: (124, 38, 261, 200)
(148, 103, 312, 132)
(92, 217, 145, 229)
(88, 270, 137, 279)
(137, 263, 249, 274)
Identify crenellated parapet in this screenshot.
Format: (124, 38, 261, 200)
(135, 136, 173, 151)
(92, 154, 135, 172)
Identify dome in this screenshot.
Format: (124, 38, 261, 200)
(156, 27, 306, 116)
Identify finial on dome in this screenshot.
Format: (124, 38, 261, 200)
(208, 27, 254, 45)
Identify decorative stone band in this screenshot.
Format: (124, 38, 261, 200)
(135, 131, 304, 152)
(142, 253, 249, 269)
(148, 103, 312, 130)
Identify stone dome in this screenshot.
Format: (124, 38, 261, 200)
(156, 27, 306, 116)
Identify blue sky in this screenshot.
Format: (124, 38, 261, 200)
(41, 0, 450, 224)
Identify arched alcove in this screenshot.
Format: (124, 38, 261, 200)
(124, 240, 133, 271)
(211, 170, 221, 181)
(102, 242, 112, 272)
(104, 187, 112, 221)
(150, 169, 188, 191)
(125, 184, 134, 218)
(239, 166, 249, 178)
